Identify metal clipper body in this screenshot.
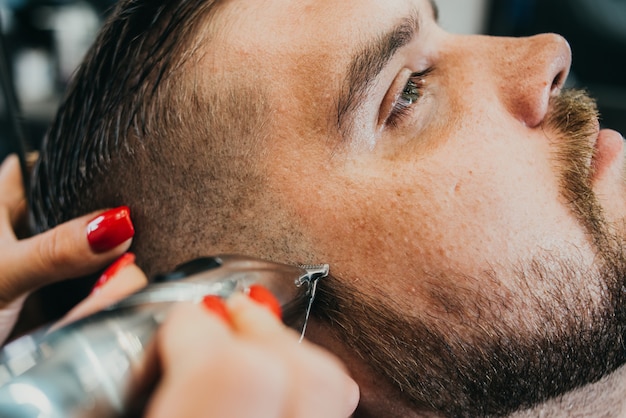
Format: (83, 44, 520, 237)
(0, 254, 329, 417)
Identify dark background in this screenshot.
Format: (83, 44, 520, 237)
(487, 0, 626, 134)
(0, 0, 115, 161)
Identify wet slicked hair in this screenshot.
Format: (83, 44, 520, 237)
(31, 0, 271, 276)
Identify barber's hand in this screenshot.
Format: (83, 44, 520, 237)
(53, 252, 148, 329)
(58, 256, 359, 417)
(0, 154, 135, 343)
(146, 293, 360, 418)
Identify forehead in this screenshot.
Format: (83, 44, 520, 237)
(216, 0, 435, 58)
(205, 0, 437, 132)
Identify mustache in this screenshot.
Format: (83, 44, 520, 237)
(544, 89, 599, 147)
(544, 89, 606, 246)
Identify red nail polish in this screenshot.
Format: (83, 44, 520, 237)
(247, 285, 282, 319)
(202, 295, 232, 325)
(91, 252, 136, 294)
(87, 206, 135, 253)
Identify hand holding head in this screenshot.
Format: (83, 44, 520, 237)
(0, 154, 135, 342)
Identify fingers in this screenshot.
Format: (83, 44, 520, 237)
(229, 294, 360, 418)
(0, 155, 26, 236)
(0, 156, 136, 343)
(0, 206, 135, 302)
(147, 303, 284, 418)
(146, 291, 359, 418)
(55, 253, 148, 328)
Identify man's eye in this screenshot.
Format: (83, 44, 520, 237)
(402, 78, 422, 104)
(386, 69, 432, 127)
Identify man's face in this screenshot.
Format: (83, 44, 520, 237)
(203, 0, 626, 414)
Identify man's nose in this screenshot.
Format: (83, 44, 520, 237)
(492, 33, 572, 128)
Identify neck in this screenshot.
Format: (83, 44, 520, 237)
(308, 317, 626, 418)
(354, 363, 626, 418)
(509, 363, 626, 417)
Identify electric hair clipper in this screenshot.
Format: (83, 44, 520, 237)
(0, 254, 329, 417)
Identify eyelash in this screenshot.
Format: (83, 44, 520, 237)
(386, 68, 432, 128)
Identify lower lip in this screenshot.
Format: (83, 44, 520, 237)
(592, 129, 624, 182)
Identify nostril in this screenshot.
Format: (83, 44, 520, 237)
(551, 69, 567, 93)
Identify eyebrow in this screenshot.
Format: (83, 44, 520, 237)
(335, 2, 439, 137)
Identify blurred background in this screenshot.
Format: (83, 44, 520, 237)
(440, 0, 626, 134)
(0, 0, 116, 159)
(0, 0, 625, 161)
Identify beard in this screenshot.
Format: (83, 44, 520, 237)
(311, 90, 626, 417)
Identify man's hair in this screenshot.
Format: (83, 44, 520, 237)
(31, 0, 270, 276)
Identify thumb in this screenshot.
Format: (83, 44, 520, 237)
(1, 206, 134, 302)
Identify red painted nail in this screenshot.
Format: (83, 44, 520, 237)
(91, 252, 136, 294)
(248, 285, 282, 319)
(87, 206, 135, 253)
(202, 295, 232, 325)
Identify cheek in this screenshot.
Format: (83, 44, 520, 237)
(266, 118, 597, 306)
(284, 148, 592, 292)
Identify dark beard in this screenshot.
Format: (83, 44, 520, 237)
(311, 90, 626, 416)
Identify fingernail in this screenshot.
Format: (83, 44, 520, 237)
(91, 252, 136, 294)
(247, 285, 282, 319)
(87, 206, 135, 253)
(202, 295, 232, 325)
